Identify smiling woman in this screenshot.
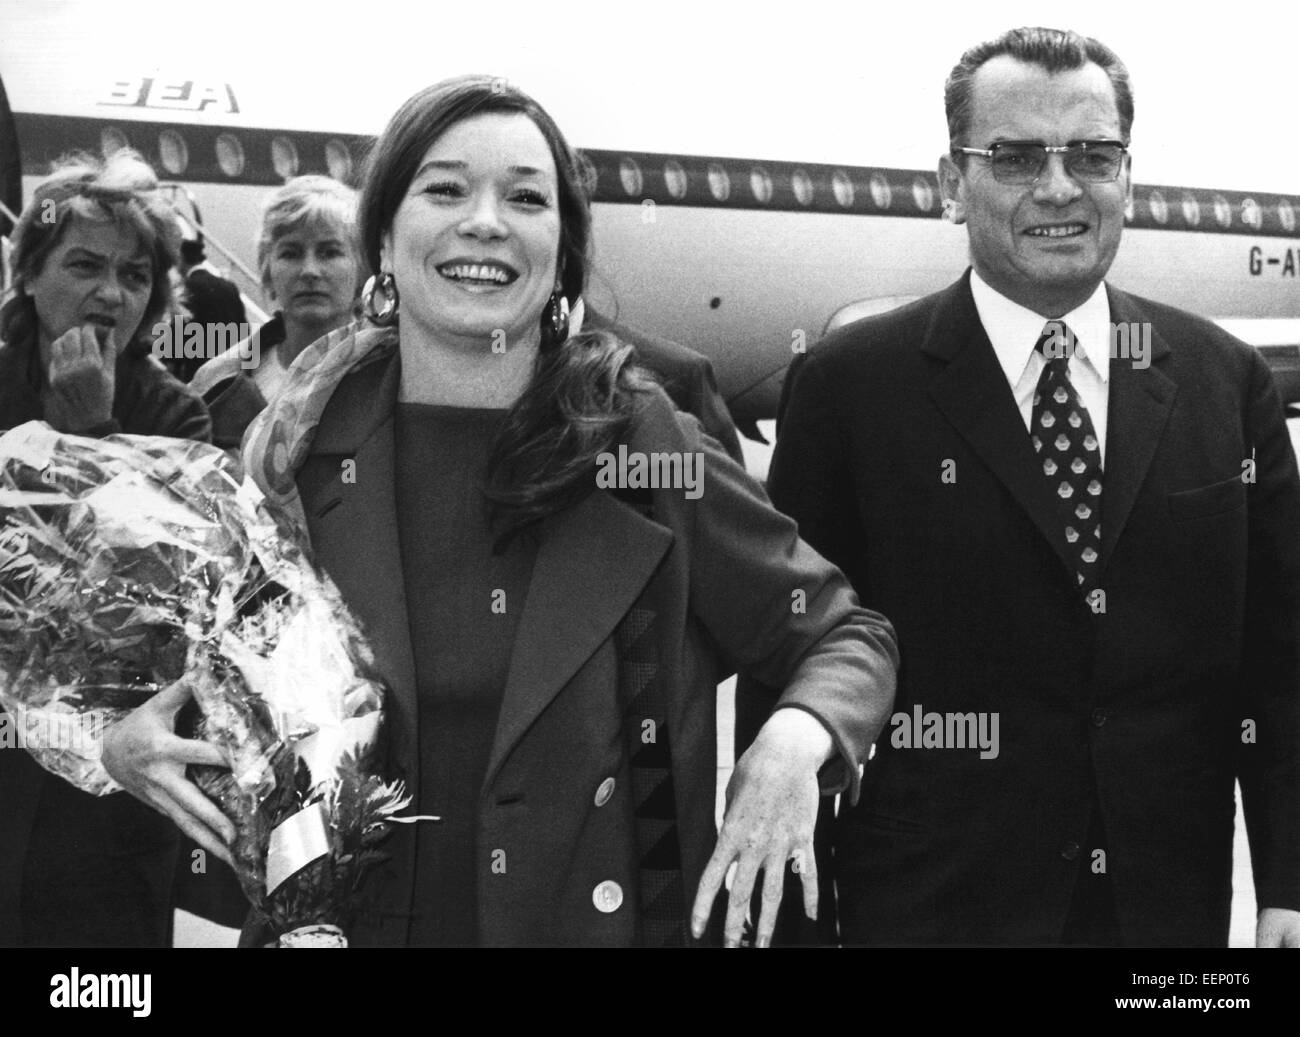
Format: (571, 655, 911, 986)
(0, 149, 213, 949)
(96, 75, 901, 948)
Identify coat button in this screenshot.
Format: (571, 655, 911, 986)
(594, 777, 616, 807)
(593, 880, 624, 913)
(1060, 840, 1081, 861)
(1091, 708, 1107, 728)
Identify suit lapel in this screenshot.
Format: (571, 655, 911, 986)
(1097, 287, 1176, 571)
(485, 489, 674, 789)
(295, 355, 674, 848)
(298, 355, 420, 778)
(925, 275, 1080, 578)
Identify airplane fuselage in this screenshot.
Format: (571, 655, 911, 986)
(6, 104, 1300, 425)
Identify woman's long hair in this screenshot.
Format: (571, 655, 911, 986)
(0, 149, 179, 360)
(358, 75, 651, 543)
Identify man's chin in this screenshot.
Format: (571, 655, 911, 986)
(977, 266, 1106, 316)
(1020, 240, 1117, 279)
(1020, 256, 1110, 292)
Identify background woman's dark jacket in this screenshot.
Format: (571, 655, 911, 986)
(0, 335, 210, 947)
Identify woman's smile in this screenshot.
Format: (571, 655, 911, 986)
(435, 258, 521, 289)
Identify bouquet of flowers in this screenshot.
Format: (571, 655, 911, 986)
(0, 421, 413, 946)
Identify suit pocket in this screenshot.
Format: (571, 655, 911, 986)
(1167, 475, 1246, 521)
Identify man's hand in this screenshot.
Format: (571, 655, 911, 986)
(1257, 907, 1300, 947)
(42, 324, 117, 432)
(691, 708, 833, 947)
(101, 679, 237, 867)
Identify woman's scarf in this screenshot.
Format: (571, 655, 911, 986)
(241, 320, 398, 533)
(241, 299, 587, 531)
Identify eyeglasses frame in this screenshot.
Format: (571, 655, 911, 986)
(949, 139, 1130, 185)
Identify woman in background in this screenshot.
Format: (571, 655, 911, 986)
(190, 175, 362, 449)
(0, 149, 225, 948)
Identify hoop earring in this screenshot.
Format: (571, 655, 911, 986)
(362, 272, 399, 326)
(547, 291, 570, 343)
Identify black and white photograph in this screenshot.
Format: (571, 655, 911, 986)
(0, 0, 1296, 1014)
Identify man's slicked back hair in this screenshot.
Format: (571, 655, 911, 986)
(945, 26, 1134, 148)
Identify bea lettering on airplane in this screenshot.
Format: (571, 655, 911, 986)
(99, 78, 239, 115)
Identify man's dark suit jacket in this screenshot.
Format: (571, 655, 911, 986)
(185, 268, 246, 328)
(767, 270, 1300, 946)
(173, 267, 247, 384)
(584, 310, 745, 465)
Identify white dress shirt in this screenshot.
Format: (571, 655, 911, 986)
(969, 270, 1111, 467)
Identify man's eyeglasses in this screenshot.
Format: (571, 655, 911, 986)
(950, 140, 1128, 185)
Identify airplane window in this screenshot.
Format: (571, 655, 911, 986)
(1240, 198, 1262, 229)
(619, 158, 643, 197)
(215, 133, 245, 178)
(157, 130, 188, 175)
(1279, 200, 1296, 234)
(869, 173, 892, 210)
(271, 136, 299, 180)
(325, 139, 354, 183)
(750, 167, 773, 204)
(792, 169, 813, 206)
(100, 127, 129, 158)
(1147, 189, 1168, 224)
(832, 170, 854, 208)
(663, 160, 687, 200)
(911, 176, 934, 213)
(1213, 195, 1232, 228)
(707, 163, 730, 202)
(1181, 193, 1201, 226)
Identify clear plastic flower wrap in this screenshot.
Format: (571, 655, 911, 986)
(0, 421, 412, 944)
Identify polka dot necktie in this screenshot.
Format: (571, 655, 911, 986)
(1030, 323, 1103, 595)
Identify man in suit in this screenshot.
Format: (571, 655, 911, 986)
(768, 26, 1300, 946)
(585, 309, 746, 465)
(172, 236, 246, 383)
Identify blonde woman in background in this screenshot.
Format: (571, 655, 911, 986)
(191, 175, 363, 449)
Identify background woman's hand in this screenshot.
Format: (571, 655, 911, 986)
(691, 707, 833, 947)
(42, 324, 117, 432)
(101, 679, 237, 866)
